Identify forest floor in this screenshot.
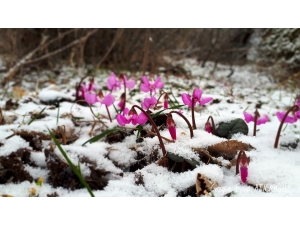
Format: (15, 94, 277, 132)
(0, 59, 299, 197)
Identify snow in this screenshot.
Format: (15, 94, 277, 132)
(0, 59, 299, 198)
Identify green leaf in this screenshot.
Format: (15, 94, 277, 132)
(167, 152, 200, 167)
(216, 118, 249, 139)
(47, 128, 95, 197)
(28, 107, 46, 125)
(82, 128, 120, 146)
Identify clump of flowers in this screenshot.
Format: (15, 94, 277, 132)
(182, 88, 213, 129)
(107, 72, 136, 112)
(116, 107, 148, 126)
(243, 108, 268, 136)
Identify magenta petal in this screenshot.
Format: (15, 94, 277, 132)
(116, 114, 129, 126)
(154, 77, 164, 89)
(295, 111, 300, 120)
(123, 108, 129, 115)
(141, 76, 150, 85)
(137, 112, 148, 125)
(168, 126, 176, 140)
(140, 83, 150, 92)
(130, 114, 138, 125)
(84, 93, 99, 104)
(101, 93, 115, 107)
(240, 166, 248, 183)
(243, 112, 254, 123)
(182, 93, 192, 107)
(199, 97, 213, 105)
(193, 88, 202, 100)
(257, 115, 269, 125)
(276, 111, 296, 123)
(163, 100, 168, 109)
(125, 80, 135, 90)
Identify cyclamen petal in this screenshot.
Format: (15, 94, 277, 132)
(84, 93, 99, 104)
(136, 112, 148, 125)
(276, 111, 297, 123)
(116, 114, 129, 126)
(142, 96, 157, 110)
(199, 97, 213, 105)
(101, 93, 115, 107)
(125, 80, 135, 90)
(256, 115, 269, 125)
(154, 77, 164, 89)
(168, 126, 176, 140)
(243, 112, 254, 123)
(163, 100, 168, 109)
(240, 166, 248, 183)
(182, 93, 192, 107)
(107, 72, 120, 91)
(193, 88, 202, 101)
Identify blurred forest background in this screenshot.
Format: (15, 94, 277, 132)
(0, 28, 299, 86)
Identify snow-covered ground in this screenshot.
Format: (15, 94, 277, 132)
(0, 59, 299, 197)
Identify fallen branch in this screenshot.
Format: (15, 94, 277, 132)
(1, 35, 48, 86)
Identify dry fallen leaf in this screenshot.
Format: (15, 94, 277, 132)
(196, 173, 218, 197)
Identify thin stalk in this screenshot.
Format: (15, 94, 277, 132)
(132, 105, 167, 156)
(121, 74, 126, 112)
(191, 97, 196, 129)
(105, 106, 112, 122)
(274, 105, 299, 148)
(253, 108, 259, 136)
(169, 110, 194, 138)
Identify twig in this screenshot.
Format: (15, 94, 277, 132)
(25, 29, 98, 65)
(95, 28, 124, 69)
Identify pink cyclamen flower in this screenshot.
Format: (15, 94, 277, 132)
(238, 151, 250, 183)
(100, 93, 115, 107)
(276, 110, 300, 124)
(140, 76, 164, 95)
(107, 72, 122, 91)
(84, 92, 99, 105)
(166, 115, 176, 140)
(205, 121, 212, 133)
(121, 74, 135, 90)
(243, 112, 269, 125)
(182, 88, 213, 107)
(107, 72, 136, 92)
(142, 96, 157, 110)
(84, 91, 115, 107)
(116, 108, 148, 126)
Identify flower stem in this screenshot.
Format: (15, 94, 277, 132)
(191, 97, 196, 129)
(253, 108, 258, 136)
(154, 91, 168, 108)
(105, 106, 112, 122)
(169, 110, 194, 138)
(121, 74, 126, 112)
(132, 105, 167, 156)
(207, 115, 216, 135)
(274, 105, 299, 148)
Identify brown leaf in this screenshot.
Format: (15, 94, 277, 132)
(196, 173, 218, 197)
(201, 140, 254, 159)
